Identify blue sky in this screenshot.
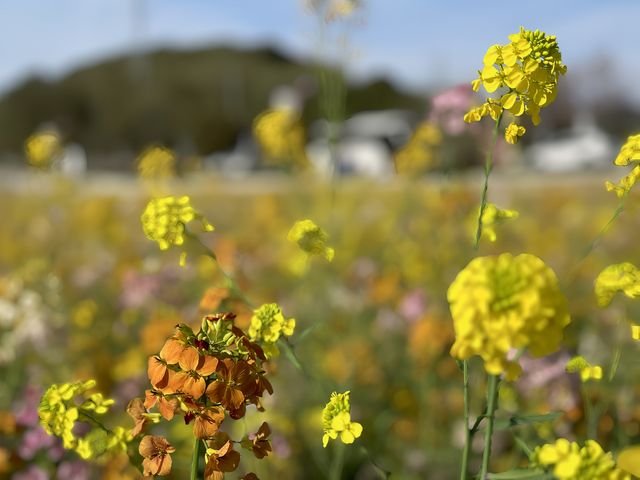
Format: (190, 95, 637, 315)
(0, 0, 638, 102)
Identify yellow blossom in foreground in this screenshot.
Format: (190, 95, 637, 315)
(248, 303, 296, 358)
(448, 253, 570, 380)
(24, 131, 62, 168)
(531, 439, 630, 480)
(137, 146, 176, 179)
(141, 196, 214, 263)
(322, 391, 363, 447)
(614, 133, 640, 166)
(478, 203, 519, 242)
(565, 356, 602, 382)
(287, 219, 334, 261)
(465, 27, 566, 129)
(594, 263, 640, 307)
(504, 123, 526, 144)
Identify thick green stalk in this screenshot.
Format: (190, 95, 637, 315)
(190, 437, 202, 480)
(479, 374, 499, 479)
(474, 113, 504, 250)
(329, 441, 345, 480)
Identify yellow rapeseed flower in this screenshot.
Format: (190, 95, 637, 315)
(465, 27, 566, 130)
(137, 146, 176, 179)
(566, 356, 602, 382)
(321, 391, 363, 448)
(248, 303, 296, 358)
(24, 131, 62, 168)
(448, 253, 570, 380)
(287, 219, 334, 261)
(605, 135, 640, 196)
(477, 203, 519, 242)
(631, 325, 640, 340)
(39, 379, 124, 460)
(253, 108, 308, 168)
(594, 263, 640, 307)
(394, 122, 442, 175)
(141, 196, 214, 265)
(614, 134, 640, 166)
(532, 439, 630, 480)
(504, 123, 526, 144)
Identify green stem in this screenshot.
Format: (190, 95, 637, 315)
(329, 441, 345, 480)
(474, 113, 503, 250)
(460, 360, 471, 480)
(77, 410, 112, 434)
(190, 437, 202, 480)
(480, 374, 500, 479)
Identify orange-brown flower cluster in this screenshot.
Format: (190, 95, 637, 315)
(129, 311, 273, 478)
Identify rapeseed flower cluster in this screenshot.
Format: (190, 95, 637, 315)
(448, 253, 570, 380)
(605, 134, 640, 197)
(24, 132, 62, 169)
(253, 108, 308, 168)
(137, 146, 176, 179)
(248, 303, 296, 358)
(394, 122, 442, 174)
(38, 380, 125, 460)
(141, 196, 214, 264)
(594, 262, 640, 307)
(504, 122, 526, 144)
(287, 219, 335, 261)
(464, 27, 566, 139)
(565, 356, 602, 382)
(322, 391, 363, 447)
(531, 439, 630, 479)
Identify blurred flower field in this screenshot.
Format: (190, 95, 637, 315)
(2, 171, 640, 479)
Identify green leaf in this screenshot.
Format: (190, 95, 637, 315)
(487, 468, 554, 479)
(494, 412, 562, 430)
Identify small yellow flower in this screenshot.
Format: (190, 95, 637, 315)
(137, 146, 176, 179)
(605, 164, 640, 198)
(248, 303, 296, 358)
(253, 108, 308, 167)
(287, 219, 334, 261)
(394, 122, 442, 175)
(594, 263, 640, 307)
(24, 131, 62, 168)
(566, 356, 602, 383)
(448, 253, 570, 380)
(532, 439, 630, 480)
(631, 325, 640, 340)
(321, 391, 363, 448)
(477, 203, 519, 242)
(504, 123, 526, 144)
(141, 196, 214, 262)
(605, 135, 640, 196)
(614, 133, 640, 166)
